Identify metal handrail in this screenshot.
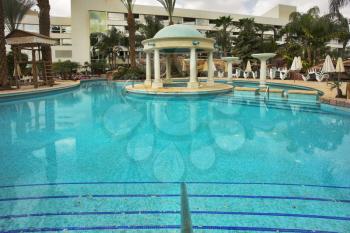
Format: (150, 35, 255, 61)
(264, 85, 270, 102)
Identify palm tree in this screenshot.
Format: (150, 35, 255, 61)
(3, 0, 35, 88)
(327, 12, 350, 57)
(0, 0, 9, 87)
(3, 0, 35, 32)
(156, 0, 176, 25)
(282, 7, 338, 65)
(138, 16, 164, 39)
(330, 0, 350, 13)
(96, 27, 124, 69)
(233, 18, 261, 61)
(121, 0, 136, 68)
(37, 0, 53, 85)
(214, 16, 234, 56)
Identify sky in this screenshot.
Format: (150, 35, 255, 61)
(48, 0, 350, 18)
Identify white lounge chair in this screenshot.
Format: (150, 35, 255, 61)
(244, 71, 255, 79)
(235, 69, 244, 78)
(301, 74, 310, 81)
(275, 69, 289, 80)
(307, 69, 329, 82)
(269, 68, 277, 79)
(316, 72, 329, 82)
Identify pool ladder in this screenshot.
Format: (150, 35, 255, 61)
(263, 85, 270, 102)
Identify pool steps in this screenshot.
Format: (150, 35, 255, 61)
(213, 94, 323, 113)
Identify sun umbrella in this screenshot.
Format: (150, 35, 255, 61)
(336, 57, 345, 73)
(297, 56, 303, 70)
(203, 61, 208, 72)
(212, 62, 217, 72)
(182, 60, 187, 72)
(245, 60, 252, 72)
(13, 64, 22, 77)
(322, 55, 335, 73)
(290, 57, 298, 71)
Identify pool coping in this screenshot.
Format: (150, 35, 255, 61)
(1, 78, 349, 112)
(0, 81, 81, 98)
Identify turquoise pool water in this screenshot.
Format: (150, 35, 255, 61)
(0, 81, 350, 232)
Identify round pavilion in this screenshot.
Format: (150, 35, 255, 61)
(142, 25, 216, 89)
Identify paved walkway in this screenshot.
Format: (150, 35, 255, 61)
(0, 80, 79, 96)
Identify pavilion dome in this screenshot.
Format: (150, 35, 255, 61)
(154, 24, 205, 39)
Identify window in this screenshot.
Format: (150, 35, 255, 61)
(55, 50, 72, 58)
(156, 15, 168, 21)
(108, 12, 125, 21)
(54, 39, 60, 45)
(51, 25, 61, 33)
(196, 18, 209, 26)
(133, 14, 139, 19)
(209, 19, 216, 25)
(62, 39, 72, 45)
(90, 11, 107, 33)
(183, 17, 195, 23)
(24, 24, 39, 32)
(173, 17, 183, 24)
(61, 26, 71, 34)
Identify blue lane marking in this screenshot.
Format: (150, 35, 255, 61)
(0, 181, 349, 189)
(1, 210, 350, 222)
(0, 194, 349, 203)
(193, 226, 338, 232)
(0, 225, 337, 233)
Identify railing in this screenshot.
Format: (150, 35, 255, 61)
(264, 85, 270, 102)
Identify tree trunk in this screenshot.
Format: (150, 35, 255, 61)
(169, 14, 174, 25)
(0, 0, 9, 87)
(37, 0, 53, 86)
(307, 46, 312, 65)
(127, 10, 136, 68)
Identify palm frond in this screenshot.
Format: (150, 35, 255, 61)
(120, 0, 135, 11)
(329, 0, 350, 13)
(3, 0, 35, 32)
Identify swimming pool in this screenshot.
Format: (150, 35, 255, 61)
(0, 81, 350, 232)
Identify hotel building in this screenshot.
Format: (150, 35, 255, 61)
(12, 0, 347, 64)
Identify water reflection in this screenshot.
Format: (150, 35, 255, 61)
(0, 81, 349, 186)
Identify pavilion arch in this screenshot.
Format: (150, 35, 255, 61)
(142, 25, 216, 89)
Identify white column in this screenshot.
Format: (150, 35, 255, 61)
(227, 61, 233, 83)
(207, 51, 214, 86)
(188, 48, 199, 88)
(152, 49, 163, 88)
(260, 58, 267, 87)
(164, 55, 172, 84)
(144, 52, 152, 87)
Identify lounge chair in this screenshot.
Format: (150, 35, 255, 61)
(269, 68, 277, 79)
(244, 71, 255, 79)
(316, 72, 329, 82)
(301, 74, 310, 81)
(278, 69, 289, 80)
(235, 69, 243, 78)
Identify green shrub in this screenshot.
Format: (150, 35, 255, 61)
(91, 60, 107, 74)
(53, 60, 79, 79)
(7, 52, 28, 77)
(113, 66, 146, 80)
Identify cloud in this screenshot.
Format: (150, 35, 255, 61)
(49, 0, 71, 17)
(50, 0, 350, 17)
